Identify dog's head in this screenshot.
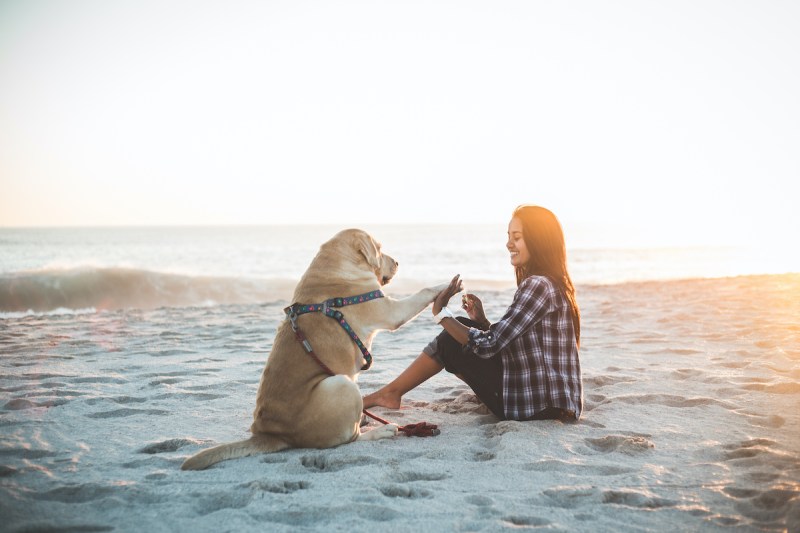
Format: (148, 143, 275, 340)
(337, 229, 398, 286)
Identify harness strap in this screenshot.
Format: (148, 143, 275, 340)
(285, 290, 384, 371)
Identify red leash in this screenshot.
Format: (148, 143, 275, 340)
(361, 407, 440, 437)
(290, 321, 439, 438)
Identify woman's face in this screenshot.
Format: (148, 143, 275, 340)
(507, 217, 531, 268)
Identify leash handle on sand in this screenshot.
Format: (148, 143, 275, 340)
(287, 309, 439, 438)
(362, 408, 440, 437)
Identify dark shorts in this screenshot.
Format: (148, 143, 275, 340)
(423, 317, 506, 419)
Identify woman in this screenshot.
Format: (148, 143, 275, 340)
(363, 205, 582, 421)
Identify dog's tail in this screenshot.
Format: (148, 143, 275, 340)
(181, 434, 290, 471)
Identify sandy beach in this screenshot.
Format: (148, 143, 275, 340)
(3, 0, 799, 528)
(1, 273, 798, 532)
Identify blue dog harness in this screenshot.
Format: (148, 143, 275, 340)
(284, 290, 384, 371)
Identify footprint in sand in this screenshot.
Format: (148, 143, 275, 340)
(724, 485, 800, 526)
(142, 370, 187, 378)
(122, 457, 183, 469)
(241, 479, 310, 494)
(153, 392, 226, 401)
(73, 376, 127, 384)
(149, 348, 196, 357)
(525, 459, 635, 476)
(429, 392, 490, 415)
(194, 490, 253, 515)
(85, 396, 147, 405)
(544, 486, 678, 509)
(470, 450, 496, 462)
(742, 382, 800, 394)
(17, 373, 70, 381)
(502, 516, 552, 527)
(138, 438, 206, 454)
(390, 470, 449, 483)
(613, 394, 731, 409)
(3, 398, 70, 410)
(17, 524, 113, 532)
(260, 455, 289, 464)
(483, 420, 523, 438)
(583, 393, 608, 412)
(379, 485, 431, 499)
(543, 486, 602, 507)
(601, 490, 679, 509)
(87, 408, 169, 419)
(465, 494, 494, 507)
(0, 448, 57, 460)
(148, 377, 184, 386)
(187, 357, 225, 364)
(31, 483, 118, 503)
(300, 454, 379, 472)
(183, 384, 217, 391)
(670, 368, 706, 380)
(583, 375, 636, 388)
(722, 438, 778, 458)
(582, 434, 655, 455)
(259, 504, 400, 526)
(743, 413, 785, 429)
(718, 437, 800, 526)
(720, 438, 799, 471)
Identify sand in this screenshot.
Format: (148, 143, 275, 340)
(1, 274, 798, 532)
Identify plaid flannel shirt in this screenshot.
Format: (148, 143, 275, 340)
(465, 275, 582, 420)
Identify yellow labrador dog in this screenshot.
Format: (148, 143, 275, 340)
(182, 229, 446, 470)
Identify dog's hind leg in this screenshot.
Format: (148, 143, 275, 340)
(299, 374, 371, 448)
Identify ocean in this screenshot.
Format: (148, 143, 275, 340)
(1, 224, 797, 316)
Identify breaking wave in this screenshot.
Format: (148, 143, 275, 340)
(0, 267, 298, 314)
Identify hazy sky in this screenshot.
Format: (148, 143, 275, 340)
(1, 1, 798, 247)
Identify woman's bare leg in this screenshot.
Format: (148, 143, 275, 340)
(362, 353, 444, 409)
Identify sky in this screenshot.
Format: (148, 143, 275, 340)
(1, 0, 798, 248)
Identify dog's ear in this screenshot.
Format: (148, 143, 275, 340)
(356, 232, 381, 271)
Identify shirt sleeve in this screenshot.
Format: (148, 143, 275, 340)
(465, 276, 558, 359)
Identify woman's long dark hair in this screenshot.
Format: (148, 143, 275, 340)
(512, 205, 580, 345)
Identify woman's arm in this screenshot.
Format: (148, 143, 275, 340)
(438, 314, 470, 345)
(432, 275, 471, 345)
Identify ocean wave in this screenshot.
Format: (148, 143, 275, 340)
(0, 267, 298, 314)
(0, 267, 522, 315)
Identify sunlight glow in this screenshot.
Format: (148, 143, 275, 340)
(1, 1, 798, 251)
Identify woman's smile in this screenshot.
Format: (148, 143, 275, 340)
(507, 217, 530, 266)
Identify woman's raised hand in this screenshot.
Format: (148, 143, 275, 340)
(462, 293, 488, 327)
(433, 274, 464, 314)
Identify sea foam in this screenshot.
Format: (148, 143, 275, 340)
(0, 267, 296, 313)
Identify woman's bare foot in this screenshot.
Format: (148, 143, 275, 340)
(363, 387, 402, 410)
